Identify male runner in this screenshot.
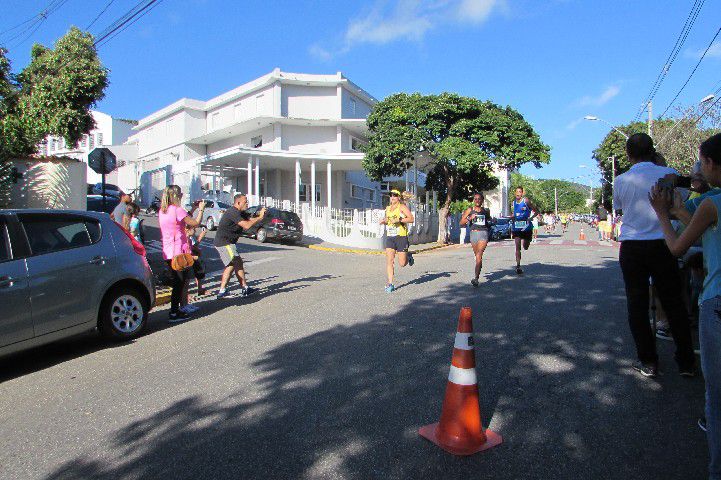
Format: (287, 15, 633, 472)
(510, 186, 539, 274)
(380, 190, 414, 292)
(214, 193, 266, 298)
(460, 192, 492, 287)
(561, 213, 569, 233)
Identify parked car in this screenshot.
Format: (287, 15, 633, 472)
(91, 182, 123, 197)
(198, 199, 232, 231)
(489, 217, 512, 241)
(86, 194, 121, 215)
(243, 206, 303, 243)
(0, 210, 155, 357)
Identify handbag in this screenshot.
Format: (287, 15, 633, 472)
(169, 213, 194, 271)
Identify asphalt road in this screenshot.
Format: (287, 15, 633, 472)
(0, 222, 708, 479)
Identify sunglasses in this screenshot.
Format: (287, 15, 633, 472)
(390, 193, 400, 197)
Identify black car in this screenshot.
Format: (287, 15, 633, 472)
(87, 195, 120, 215)
(489, 217, 512, 241)
(244, 206, 303, 243)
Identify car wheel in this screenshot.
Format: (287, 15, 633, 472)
(98, 286, 148, 340)
(206, 216, 215, 231)
(256, 227, 268, 243)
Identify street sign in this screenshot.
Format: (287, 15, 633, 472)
(88, 148, 117, 175)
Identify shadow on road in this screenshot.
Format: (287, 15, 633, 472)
(39, 260, 707, 479)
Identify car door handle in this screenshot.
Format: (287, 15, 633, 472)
(0, 276, 14, 288)
(90, 256, 108, 265)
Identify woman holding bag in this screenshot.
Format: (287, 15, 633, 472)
(159, 185, 205, 322)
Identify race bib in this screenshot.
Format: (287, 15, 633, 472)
(387, 226, 399, 236)
(473, 215, 486, 226)
(514, 220, 528, 230)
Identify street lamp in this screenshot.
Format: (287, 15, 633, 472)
(583, 116, 630, 140)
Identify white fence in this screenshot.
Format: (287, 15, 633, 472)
(252, 195, 439, 249)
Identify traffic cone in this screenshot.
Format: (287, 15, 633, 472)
(579, 228, 586, 240)
(419, 307, 502, 455)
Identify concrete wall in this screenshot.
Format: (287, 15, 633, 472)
(207, 125, 275, 155)
(9, 158, 87, 210)
(207, 84, 275, 133)
(282, 125, 338, 153)
(341, 88, 373, 119)
(281, 85, 338, 119)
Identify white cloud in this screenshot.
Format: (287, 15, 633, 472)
(308, 44, 333, 61)
(684, 41, 721, 60)
(573, 85, 620, 108)
(311, 0, 502, 57)
(566, 117, 585, 130)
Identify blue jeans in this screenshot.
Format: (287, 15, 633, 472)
(700, 296, 721, 480)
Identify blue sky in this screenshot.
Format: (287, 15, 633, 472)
(2, 0, 720, 186)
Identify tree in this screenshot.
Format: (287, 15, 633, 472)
(0, 27, 108, 207)
(363, 93, 550, 242)
(508, 173, 591, 214)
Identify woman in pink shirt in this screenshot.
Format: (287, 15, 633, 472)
(158, 185, 205, 322)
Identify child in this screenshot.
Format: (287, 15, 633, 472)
(126, 202, 142, 243)
(186, 223, 208, 297)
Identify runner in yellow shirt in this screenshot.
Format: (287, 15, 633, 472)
(380, 190, 415, 292)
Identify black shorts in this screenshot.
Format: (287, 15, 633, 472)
(385, 235, 410, 252)
(512, 229, 533, 241)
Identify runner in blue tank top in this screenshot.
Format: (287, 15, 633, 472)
(510, 186, 539, 274)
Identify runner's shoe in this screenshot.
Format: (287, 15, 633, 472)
(407, 252, 414, 266)
(240, 286, 258, 297)
(632, 361, 658, 378)
(385, 284, 395, 293)
(471, 279, 479, 287)
(516, 266, 523, 275)
(216, 289, 229, 299)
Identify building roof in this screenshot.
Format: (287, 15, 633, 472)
(133, 68, 378, 130)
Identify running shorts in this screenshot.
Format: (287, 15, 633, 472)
(215, 243, 243, 268)
(512, 229, 533, 241)
(385, 235, 410, 252)
(470, 229, 489, 244)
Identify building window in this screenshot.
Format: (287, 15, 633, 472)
(351, 184, 375, 202)
(89, 134, 95, 150)
(251, 135, 262, 148)
(349, 136, 366, 152)
(299, 184, 308, 202)
(96, 133, 103, 146)
(50, 139, 57, 151)
(80, 135, 87, 148)
(350, 97, 357, 116)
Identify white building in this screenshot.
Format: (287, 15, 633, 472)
(39, 111, 138, 186)
(122, 69, 508, 247)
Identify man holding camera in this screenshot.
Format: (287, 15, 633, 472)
(214, 193, 267, 299)
(614, 133, 696, 378)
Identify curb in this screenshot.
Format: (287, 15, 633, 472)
(155, 288, 171, 307)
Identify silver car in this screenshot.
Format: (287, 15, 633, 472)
(198, 199, 232, 231)
(0, 210, 155, 357)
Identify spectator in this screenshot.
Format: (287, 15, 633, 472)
(112, 194, 131, 229)
(126, 202, 142, 243)
(158, 185, 205, 322)
(613, 133, 695, 378)
(650, 132, 721, 480)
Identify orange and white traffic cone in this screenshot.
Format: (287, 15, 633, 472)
(579, 228, 586, 241)
(419, 307, 502, 455)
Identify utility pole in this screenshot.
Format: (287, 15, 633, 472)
(609, 155, 616, 222)
(589, 184, 593, 214)
(554, 187, 558, 216)
(648, 101, 653, 139)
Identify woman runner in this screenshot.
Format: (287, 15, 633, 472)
(380, 190, 415, 292)
(460, 192, 492, 287)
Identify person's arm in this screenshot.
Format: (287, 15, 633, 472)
(525, 198, 539, 221)
(183, 201, 206, 227)
(380, 211, 387, 225)
(650, 186, 716, 257)
(399, 204, 414, 224)
(122, 213, 130, 230)
(460, 208, 472, 226)
(238, 207, 266, 230)
(196, 228, 208, 243)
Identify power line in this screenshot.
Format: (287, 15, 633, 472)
(2, 0, 70, 49)
(86, 0, 116, 31)
(96, 0, 164, 49)
(659, 25, 721, 118)
(633, 0, 705, 121)
(94, 0, 162, 47)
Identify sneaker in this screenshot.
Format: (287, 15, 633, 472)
(168, 310, 191, 323)
(385, 284, 395, 293)
(471, 279, 479, 288)
(699, 417, 707, 432)
(655, 327, 673, 341)
(407, 252, 414, 266)
(216, 289, 229, 299)
(181, 304, 199, 313)
(516, 266, 523, 275)
(679, 365, 697, 378)
(240, 286, 257, 297)
(632, 361, 658, 377)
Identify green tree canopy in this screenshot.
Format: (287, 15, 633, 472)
(508, 173, 595, 214)
(0, 26, 108, 206)
(363, 92, 550, 241)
